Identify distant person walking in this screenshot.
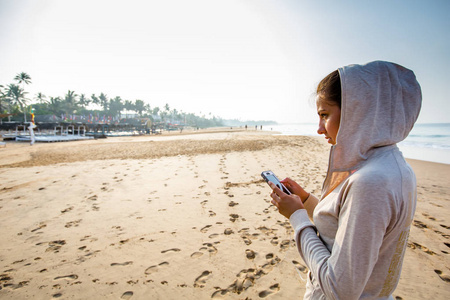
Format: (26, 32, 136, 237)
(28, 122, 36, 146)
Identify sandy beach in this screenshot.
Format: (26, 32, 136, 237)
(0, 129, 449, 299)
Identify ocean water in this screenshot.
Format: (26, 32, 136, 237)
(268, 123, 450, 165)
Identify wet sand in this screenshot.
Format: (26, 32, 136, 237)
(0, 129, 449, 299)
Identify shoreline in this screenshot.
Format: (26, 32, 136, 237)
(1, 128, 448, 168)
(269, 123, 450, 165)
(0, 130, 449, 299)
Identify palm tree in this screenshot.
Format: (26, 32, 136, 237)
(144, 103, 151, 116)
(134, 100, 145, 117)
(35, 92, 47, 104)
(78, 94, 90, 108)
(14, 72, 32, 86)
(0, 85, 11, 123)
(7, 84, 28, 122)
(99, 93, 108, 113)
(122, 100, 134, 118)
(14, 72, 31, 122)
(152, 106, 160, 117)
(0, 85, 6, 113)
(91, 94, 100, 107)
(160, 111, 168, 122)
(109, 96, 124, 119)
(171, 108, 179, 122)
(64, 90, 78, 116)
(48, 97, 63, 116)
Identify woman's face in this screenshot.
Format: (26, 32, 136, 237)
(316, 97, 341, 145)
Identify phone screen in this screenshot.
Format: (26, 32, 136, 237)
(261, 171, 291, 195)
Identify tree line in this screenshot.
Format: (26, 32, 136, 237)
(0, 72, 224, 128)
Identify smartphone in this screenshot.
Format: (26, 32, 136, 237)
(261, 170, 291, 195)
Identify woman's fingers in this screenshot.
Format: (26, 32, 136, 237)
(271, 198, 279, 208)
(269, 182, 282, 195)
(280, 178, 309, 201)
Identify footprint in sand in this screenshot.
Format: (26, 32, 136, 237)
(80, 235, 98, 242)
(259, 283, 280, 298)
(111, 261, 133, 266)
(61, 206, 74, 214)
(229, 214, 239, 222)
(31, 223, 47, 233)
(434, 230, 450, 240)
(54, 274, 78, 280)
(87, 195, 98, 201)
(145, 262, 169, 275)
(270, 237, 279, 246)
(199, 242, 218, 254)
(279, 239, 291, 251)
(194, 270, 212, 288)
(121, 291, 134, 299)
(212, 267, 268, 297)
(224, 228, 234, 235)
(161, 248, 181, 253)
(413, 220, 429, 229)
(245, 249, 256, 260)
(190, 251, 203, 258)
(46, 240, 66, 253)
(266, 253, 280, 264)
(434, 269, 450, 282)
(422, 212, 437, 221)
(200, 225, 212, 233)
(262, 253, 281, 272)
(407, 242, 436, 255)
(0, 273, 13, 287)
(440, 224, 450, 230)
(292, 260, 308, 274)
(65, 219, 82, 228)
(240, 234, 252, 245)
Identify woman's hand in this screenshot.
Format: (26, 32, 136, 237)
(280, 178, 310, 203)
(270, 182, 304, 219)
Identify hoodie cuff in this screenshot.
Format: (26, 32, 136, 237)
(289, 209, 314, 236)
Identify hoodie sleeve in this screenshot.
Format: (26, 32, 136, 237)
(291, 174, 394, 300)
(288, 193, 319, 238)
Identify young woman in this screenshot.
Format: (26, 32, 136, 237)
(269, 61, 422, 299)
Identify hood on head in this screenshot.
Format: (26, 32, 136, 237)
(321, 61, 422, 198)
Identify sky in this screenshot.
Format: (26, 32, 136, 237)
(0, 0, 449, 124)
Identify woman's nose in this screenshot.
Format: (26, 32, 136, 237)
(317, 121, 325, 135)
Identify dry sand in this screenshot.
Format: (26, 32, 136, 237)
(0, 129, 449, 299)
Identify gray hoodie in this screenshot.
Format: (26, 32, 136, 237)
(289, 61, 422, 299)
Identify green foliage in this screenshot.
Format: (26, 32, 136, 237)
(1, 72, 225, 127)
